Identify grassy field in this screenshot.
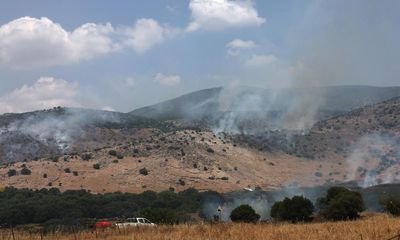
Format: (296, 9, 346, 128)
(2, 214, 400, 240)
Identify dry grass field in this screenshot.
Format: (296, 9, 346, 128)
(2, 214, 400, 240)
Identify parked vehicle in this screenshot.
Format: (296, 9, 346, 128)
(115, 218, 156, 228)
(95, 220, 113, 228)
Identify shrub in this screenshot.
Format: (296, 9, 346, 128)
(178, 179, 185, 186)
(318, 186, 365, 220)
(139, 168, 149, 175)
(270, 196, 314, 222)
(20, 167, 32, 175)
(93, 163, 101, 170)
(64, 168, 71, 173)
(108, 150, 117, 156)
(81, 153, 92, 161)
(230, 204, 260, 223)
(72, 171, 79, 176)
(206, 148, 214, 153)
(7, 169, 17, 177)
(380, 196, 400, 216)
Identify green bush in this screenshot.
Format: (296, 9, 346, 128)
(270, 195, 314, 222)
(108, 150, 117, 156)
(7, 169, 17, 177)
(230, 204, 260, 223)
(20, 167, 32, 175)
(93, 163, 100, 170)
(318, 186, 365, 220)
(380, 196, 400, 216)
(139, 168, 149, 175)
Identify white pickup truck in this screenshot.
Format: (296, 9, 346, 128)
(115, 218, 156, 228)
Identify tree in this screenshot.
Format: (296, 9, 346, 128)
(20, 167, 31, 175)
(230, 204, 260, 223)
(139, 168, 149, 175)
(270, 195, 314, 222)
(380, 196, 400, 216)
(318, 186, 365, 220)
(7, 169, 17, 177)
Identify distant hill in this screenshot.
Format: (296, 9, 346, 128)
(130, 85, 400, 121)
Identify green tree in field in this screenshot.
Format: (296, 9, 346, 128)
(230, 204, 260, 223)
(380, 196, 400, 216)
(270, 195, 314, 222)
(318, 186, 365, 220)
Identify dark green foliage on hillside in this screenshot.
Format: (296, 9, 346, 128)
(7, 169, 17, 177)
(270, 196, 314, 222)
(20, 167, 31, 175)
(0, 187, 205, 227)
(318, 187, 365, 220)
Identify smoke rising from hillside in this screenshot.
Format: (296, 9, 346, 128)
(346, 134, 400, 188)
(0, 108, 124, 162)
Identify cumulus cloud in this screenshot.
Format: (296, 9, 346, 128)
(0, 77, 80, 114)
(123, 18, 178, 53)
(0, 17, 119, 68)
(154, 73, 181, 86)
(0, 17, 176, 68)
(246, 54, 277, 67)
(226, 39, 255, 56)
(187, 0, 265, 31)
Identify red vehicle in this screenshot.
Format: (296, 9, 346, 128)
(95, 220, 113, 228)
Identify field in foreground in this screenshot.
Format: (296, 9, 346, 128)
(3, 215, 400, 240)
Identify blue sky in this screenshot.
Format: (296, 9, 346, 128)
(0, 0, 399, 113)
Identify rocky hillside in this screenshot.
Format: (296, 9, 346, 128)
(0, 87, 399, 193)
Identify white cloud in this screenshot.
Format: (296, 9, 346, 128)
(0, 17, 119, 68)
(0, 17, 177, 68)
(246, 54, 277, 67)
(154, 73, 181, 86)
(0, 77, 80, 114)
(123, 18, 177, 53)
(226, 39, 255, 56)
(187, 0, 265, 31)
(125, 77, 137, 88)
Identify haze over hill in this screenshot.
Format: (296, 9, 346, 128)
(0, 85, 399, 193)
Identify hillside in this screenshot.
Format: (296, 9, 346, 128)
(0, 87, 399, 193)
(0, 130, 342, 193)
(130, 86, 400, 120)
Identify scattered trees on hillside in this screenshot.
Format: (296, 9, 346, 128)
(270, 196, 314, 222)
